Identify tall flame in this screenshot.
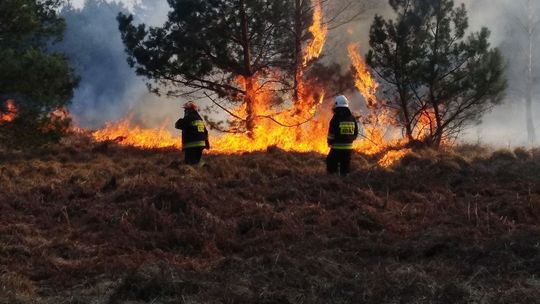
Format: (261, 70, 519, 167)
(348, 43, 378, 108)
(0, 100, 18, 123)
(303, 0, 328, 66)
(347, 43, 401, 160)
(210, 0, 330, 154)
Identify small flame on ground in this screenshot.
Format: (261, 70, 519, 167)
(0, 100, 18, 123)
(92, 117, 180, 149)
(378, 149, 411, 167)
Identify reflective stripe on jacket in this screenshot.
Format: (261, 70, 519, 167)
(183, 141, 207, 149)
(327, 108, 358, 150)
(175, 110, 210, 150)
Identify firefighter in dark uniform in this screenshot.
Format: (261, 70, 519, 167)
(326, 95, 359, 176)
(175, 102, 210, 165)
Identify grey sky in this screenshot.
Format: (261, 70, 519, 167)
(70, 0, 138, 9)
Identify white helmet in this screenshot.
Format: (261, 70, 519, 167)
(334, 95, 350, 109)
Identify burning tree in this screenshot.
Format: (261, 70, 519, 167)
(0, 0, 78, 146)
(118, 0, 295, 134)
(366, 0, 507, 147)
(117, 0, 355, 136)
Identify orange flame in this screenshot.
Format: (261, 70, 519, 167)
(347, 43, 404, 162)
(92, 1, 333, 155)
(378, 149, 411, 167)
(91, 5, 418, 167)
(0, 100, 18, 123)
(92, 117, 180, 149)
(414, 109, 436, 140)
(91, 48, 409, 166)
(210, 73, 329, 153)
(303, 0, 328, 66)
(210, 0, 331, 154)
(348, 43, 378, 107)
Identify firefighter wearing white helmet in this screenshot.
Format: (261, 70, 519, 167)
(334, 95, 350, 108)
(326, 95, 359, 176)
(175, 101, 210, 165)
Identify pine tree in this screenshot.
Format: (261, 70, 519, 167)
(118, 0, 295, 134)
(0, 0, 78, 146)
(367, 0, 507, 146)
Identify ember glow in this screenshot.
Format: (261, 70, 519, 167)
(0, 100, 18, 123)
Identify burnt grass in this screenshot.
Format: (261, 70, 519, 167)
(1, 139, 540, 304)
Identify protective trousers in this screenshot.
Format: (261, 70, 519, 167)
(326, 149, 352, 176)
(184, 147, 204, 165)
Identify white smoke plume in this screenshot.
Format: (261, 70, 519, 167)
(57, 0, 176, 130)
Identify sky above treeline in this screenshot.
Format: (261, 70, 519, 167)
(70, 0, 137, 9)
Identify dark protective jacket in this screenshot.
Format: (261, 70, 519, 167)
(327, 107, 359, 150)
(175, 110, 210, 150)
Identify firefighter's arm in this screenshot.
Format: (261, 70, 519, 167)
(327, 118, 337, 146)
(354, 119, 359, 138)
(174, 118, 185, 130)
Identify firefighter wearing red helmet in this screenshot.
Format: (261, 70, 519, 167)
(175, 101, 210, 165)
(326, 95, 359, 176)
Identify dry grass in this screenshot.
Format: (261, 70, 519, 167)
(1, 138, 540, 303)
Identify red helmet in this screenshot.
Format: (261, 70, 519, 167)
(183, 101, 198, 111)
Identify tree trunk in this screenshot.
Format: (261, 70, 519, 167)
(398, 88, 414, 142)
(430, 90, 443, 148)
(293, 0, 303, 105)
(245, 77, 257, 136)
(428, 12, 443, 148)
(239, 0, 256, 137)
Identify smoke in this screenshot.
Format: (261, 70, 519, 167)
(56, 0, 174, 129)
(458, 0, 540, 147)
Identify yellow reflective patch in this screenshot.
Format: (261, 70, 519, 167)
(192, 120, 205, 132)
(339, 122, 355, 135)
